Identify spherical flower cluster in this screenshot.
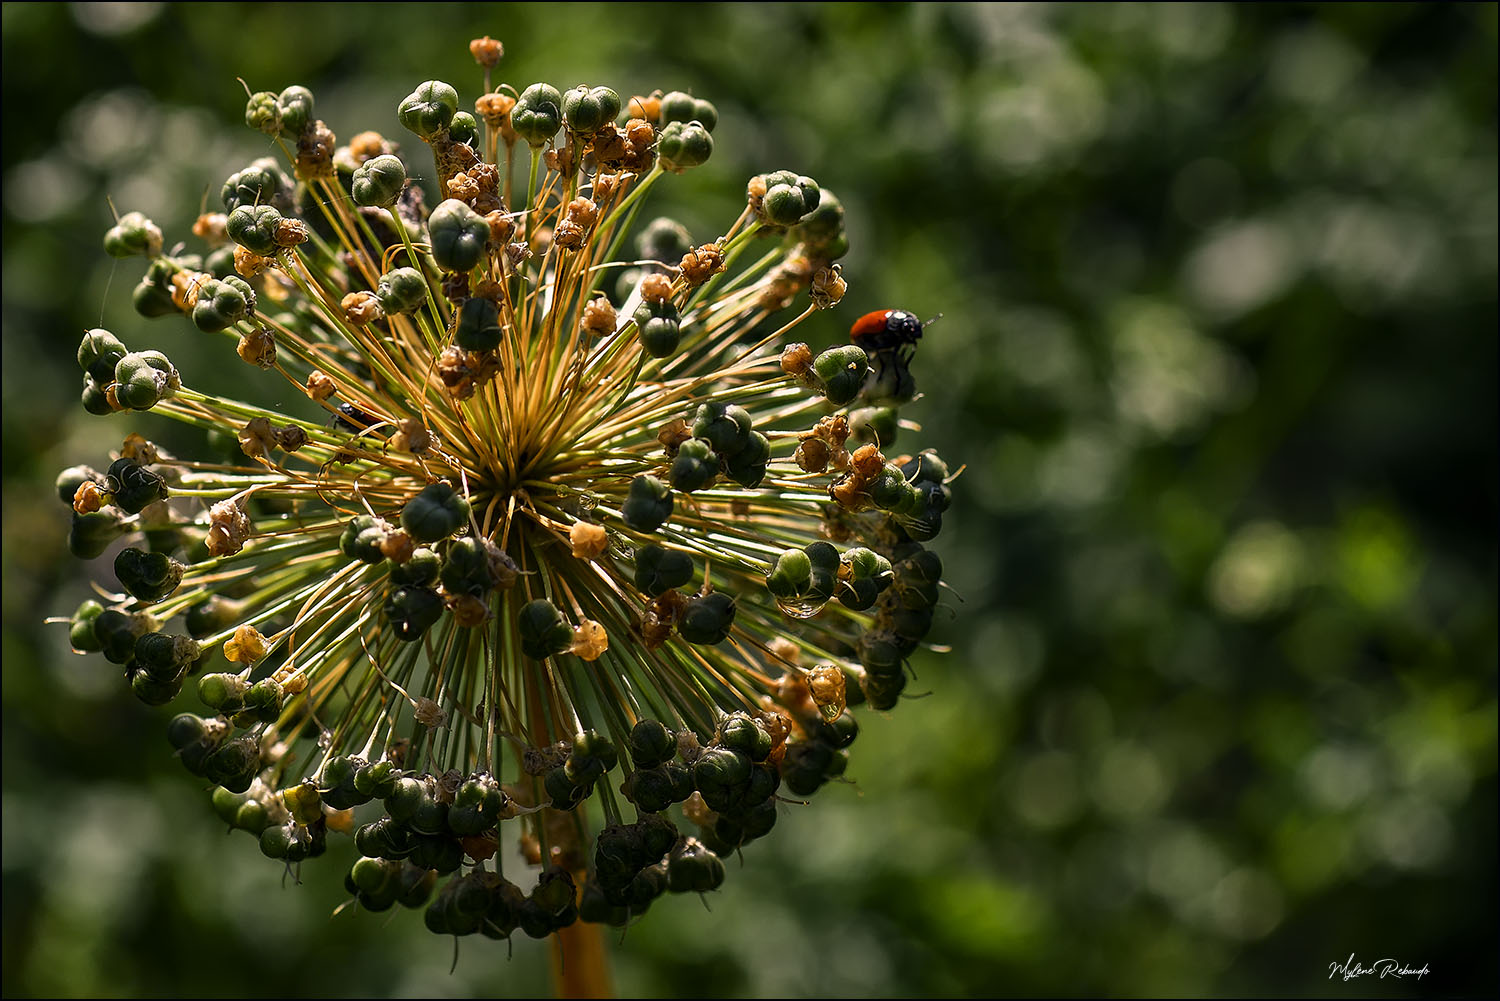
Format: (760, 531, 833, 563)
(55, 37, 952, 943)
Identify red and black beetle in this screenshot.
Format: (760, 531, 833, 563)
(848, 309, 925, 353)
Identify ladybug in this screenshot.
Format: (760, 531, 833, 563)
(849, 309, 925, 353)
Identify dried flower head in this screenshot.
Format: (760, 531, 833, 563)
(56, 35, 950, 946)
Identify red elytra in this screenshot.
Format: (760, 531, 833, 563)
(849, 309, 924, 352)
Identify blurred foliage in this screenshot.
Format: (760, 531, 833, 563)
(3, 2, 1495, 997)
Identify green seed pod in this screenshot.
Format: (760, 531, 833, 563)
(518, 598, 573, 659)
(573, 730, 618, 772)
(804, 541, 841, 601)
(634, 299, 682, 358)
(840, 548, 893, 610)
(628, 718, 677, 769)
(625, 767, 675, 813)
(904, 450, 949, 485)
(812, 345, 868, 406)
(276, 85, 315, 137)
(259, 823, 294, 860)
(658, 91, 718, 132)
(511, 83, 563, 147)
(354, 818, 408, 859)
(400, 482, 470, 543)
(791, 188, 847, 259)
(396, 863, 438, 909)
(198, 672, 248, 712)
(718, 714, 772, 762)
(102, 211, 162, 258)
(96, 609, 154, 664)
(621, 475, 673, 533)
(211, 785, 245, 826)
(891, 477, 927, 520)
(448, 110, 479, 147)
(384, 586, 444, 642)
(233, 799, 269, 834)
(758, 170, 821, 227)
(68, 510, 128, 560)
(669, 438, 718, 493)
(427, 198, 490, 274)
(167, 712, 212, 753)
(633, 545, 694, 598)
(338, 514, 388, 564)
(204, 734, 261, 793)
(446, 802, 489, 838)
(388, 547, 440, 588)
(398, 80, 459, 140)
(410, 793, 451, 837)
(191, 277, 252, 332)
(68, 599, 105, 652)
(848, 547, 892, 581)
(781, 741, 833, 795)
(579, 881, 631, 927)
(81, 378, 114, 416)
(694, 746, 751, 801)
(351, 153, 408, 208)
(114, 547, 183, 603)
(204, 244, 237, 278)
(738, 798, 778, 841)
(545, 765, 587, 810)
(244, 91, 281, 135)
(240, 677, 285, 724)
(129, 665, 183, 706)
(112, 350, 180, 411)
(132, 269, 178, 319)
(78, 329, 130, 384)
(766, 548, 813, 599)
(351, 855, 397, 897)
(562, 85, 621, 134)
(376, 267, 427, 315)
(222, 159, 292, 213)
(817, 711, 860, 750)
(515, 898, 554, 939)
(856, 630, 904, 677)
(667, 837, 725, 893)
(319, 755, 370, 810)
(184, 596, 238, 639)
(743, 762, 781, 807)
(226, 203, 284, 257)
(691, 402, 752, 458)
(354, 759, 401, 800)
(133, 631, 200, 680)
(724, 431, 771, 489)
(533, 869, 577, 919)
(384, 775, 426, 824)
(620, 864, 668, 910)
(861, 669, 906, 711)
(679, 591, 736, 645)
(57, 465, 101, 505)
(439, 536, 504, 597)
(454, 295, 502, 352)
(656, 120, 713, 171)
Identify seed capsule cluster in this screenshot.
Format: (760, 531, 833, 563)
(55, 35, 951, 942)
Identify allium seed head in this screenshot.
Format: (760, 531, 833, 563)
(54, 34, 951, 947)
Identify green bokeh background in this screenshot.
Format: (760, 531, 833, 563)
(3, 3, 1494, 997)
